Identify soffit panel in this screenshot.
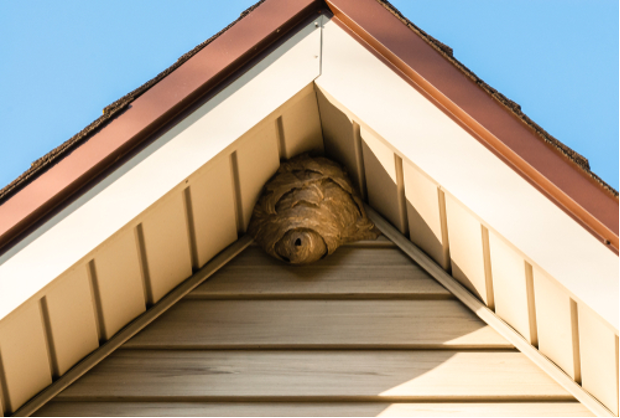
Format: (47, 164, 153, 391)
(325, 0, 618, 246)
(0, 16, 323, 324)
(315, 18, 618, 332)
(0, 0, 323, 251)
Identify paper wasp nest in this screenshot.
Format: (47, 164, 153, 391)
(248, 154, 379, 264)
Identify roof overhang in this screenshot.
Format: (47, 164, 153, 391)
(0, 0, 617, 256)
(0, 1, 617, 415)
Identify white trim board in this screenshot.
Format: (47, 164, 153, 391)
(315, 18, 618, 332)
(0, 17, 324, 325)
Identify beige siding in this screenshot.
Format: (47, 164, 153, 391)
(36, 402, 594, 417)
(140, 193, 193, 303)
(55, 350, 570, 400)
(235, 123, 281, 231)
(92, 230, 146, 339)
(445, 196, 490, 305)
(125, 300, 510, 349)
(39, 240, 578, 416)
(489, 232, 535, 344)
(190, 246, 451, 299)
(361, 128, 406, 233)
(0, 304, 51, 413)
(534, 268, 579, 380)
(188, 157, 238, 268)
(578, 305, 619, 415)
(316, 87, 364, 195)
(279, 86, 324, 158)
(403, 162, 448, 269)
(0, 385, 4, 417)
(44, 267, 99, 376)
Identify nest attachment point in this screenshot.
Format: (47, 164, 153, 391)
(247, 154, 379, 264)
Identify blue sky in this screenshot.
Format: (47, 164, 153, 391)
(0, 1, 617, 191)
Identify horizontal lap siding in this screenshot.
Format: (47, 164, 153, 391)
(124, 300, 509, 349)
(56, 350, 569, 401)
(38, 243, 579, 416)
(189, 246, 451, 299)
(36, 401, 594, 417)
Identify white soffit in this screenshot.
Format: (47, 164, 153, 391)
(0, 17, 324, 323)
(315, 19, 618, 332)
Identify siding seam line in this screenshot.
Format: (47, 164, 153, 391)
(39, 298, 59, 380)
(87, 260, 106, 343)
(183, 187, 200, 271)
(0, 343, 11, 414)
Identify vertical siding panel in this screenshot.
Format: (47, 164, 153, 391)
(94, 231, 146, 339)
(533, 268, 578, 380)
(280, 87, 324, 159)
(445, 196, 490, 305)
(578, 304, 619, 415)
(489, 232, 534, 344)
(190, 158, 238, 268)
(315, 88, 363, 194)
(615, 335, 620, 416)
(0, 389, 3, 417)
(236, 124, 281, 232)
(403, 162, 447, 269)
(0, 365, 6, 417)
(361, 128, 405, 233)
(44, 266, 99, 376)
(141, 193, 193, 303)
(0, 304, 51, 413)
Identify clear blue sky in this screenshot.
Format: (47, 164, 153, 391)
(1, 1, 617, 191)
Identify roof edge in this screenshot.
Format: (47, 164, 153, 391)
(325, 0, 618, 251)
(0, 0, 270, 204)
(376, 0, 617, 199)
(0, 0, 617, 254)
(0, 0, 323, 253)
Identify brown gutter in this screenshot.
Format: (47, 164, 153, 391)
(0, 0, 322, 252)
(325, 0, 619, 252)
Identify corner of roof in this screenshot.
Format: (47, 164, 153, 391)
(374, 0, 618, 199)
(3, 0, 616, 204)
(0, 0, 269, 205)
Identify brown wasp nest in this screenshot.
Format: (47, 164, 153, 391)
(248, 154, 379, 264)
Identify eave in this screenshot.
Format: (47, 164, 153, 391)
(0, 1, 617, 416)
(0, 0, 616, 256)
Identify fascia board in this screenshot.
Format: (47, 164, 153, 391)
(0, 0, 322, 252)
(325, 0, 618, 251)
(315, 18, 618, 332)
(0, 17, 323, 324)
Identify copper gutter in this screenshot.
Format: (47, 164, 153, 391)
(325, 0, 619, 252)
(0, 0, 322, 253)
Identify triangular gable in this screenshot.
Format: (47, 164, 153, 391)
(33, 232, 592, 417)
(0, 1, 617, 416)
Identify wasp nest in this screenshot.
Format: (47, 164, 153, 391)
(248, 154, 379, 264)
